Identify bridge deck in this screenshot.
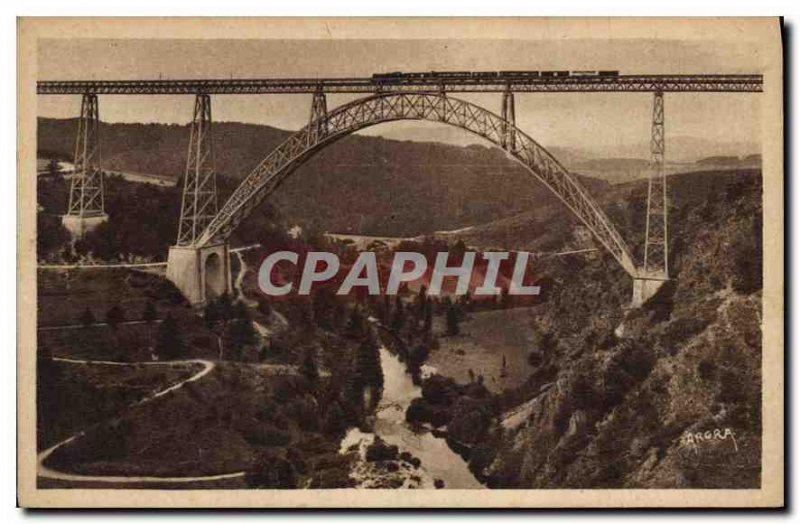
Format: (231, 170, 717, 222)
(37, 74, 763, 95)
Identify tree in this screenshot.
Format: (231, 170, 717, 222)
(351, 334, 384, 413)
(78, 307, 95, 328)
(155, 313, 184, 360)
(36, 214, 71, 260)
(246, 452, 298, 489)
(414, 285, 428, 319)
(257, 298, 272, 317)
(223, 318, 257, 361)
(216, 293, 234, 321)
(391, 296, 405, 331)
(142, 301, 157, 322)
(232, 300, 249, 320)
(142, 301, 157, 351)
(323, 401, 347, 436)
(312, 287, 336, 330)
(204, 300, 219, 328)
(345, 306, 366, 339)
(46, 158, 62, 178)
(423, 300, 433, 333)
(446, 304, 460, 336)
(500, 286, 511, 309)
(301, 349, 320, 389)
(83, 222, 120, 261)
(105, 304, 125, 330)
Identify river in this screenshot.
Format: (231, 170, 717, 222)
(341, 347, 483, 489)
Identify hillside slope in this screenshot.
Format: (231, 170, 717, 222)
(37, 118, 609, 237)
(458, 169, 763, 488)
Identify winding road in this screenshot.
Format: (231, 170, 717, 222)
(37, 357, 247, 486)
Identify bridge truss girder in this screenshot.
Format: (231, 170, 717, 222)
(196, 92, 638, 277)
(37, 75, 763, 96)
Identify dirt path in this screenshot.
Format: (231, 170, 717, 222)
(38, 319, 164, 331)
(37, 358, 247, 486)
(37, 262, 168, 270)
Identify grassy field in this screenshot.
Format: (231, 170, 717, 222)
(37, 268, 185, 327)
(38, 360, 201, 450)
(43, 362, 347, 483)
(428, 307, 538, 394)
(37, 268, 225, 362)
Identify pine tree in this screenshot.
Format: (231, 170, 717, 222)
(500, 286, 511, 309)
(142, 301, 157, 322)
(46, 158, 61, 178)
(354, 334, 384, 409)
(78, 307, 95, 328)
(423, 301, 433, 333)
(155, 313, 184, 360)
(446, 304, 460, 336)
(391, 296, 405, 331)
(105, 304, 125, 330)
(301, 350, 320, 389)
(204, 300, 219, 328)
(323, 401, 347, 436)
(346, 306, 365, 339)
(223, 318, 256, 361)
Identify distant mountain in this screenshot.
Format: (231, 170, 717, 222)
(596, 135, 760, 164)
(37, 118, 610, 237)
(566, 154, 762, 185)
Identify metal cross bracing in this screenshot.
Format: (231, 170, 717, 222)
(37, 74, 763, 95)
(66, 93, 104, 217)
(643, 91, 668, 278)
(308, 90, 328, 145)
(195, 91, 638, 277)
(176, 93, 218, 246)
(500, 88, 516, 151)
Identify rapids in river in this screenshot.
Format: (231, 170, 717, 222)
(341, 347, 483, 489)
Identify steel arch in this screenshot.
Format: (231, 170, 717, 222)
(197, 92, 637, 276)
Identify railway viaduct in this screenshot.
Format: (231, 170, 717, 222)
(37, 72, 763, 307)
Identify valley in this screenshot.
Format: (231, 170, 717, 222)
(35, 114, 763, 489)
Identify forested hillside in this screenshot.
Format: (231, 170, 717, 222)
(38, 118, 609, 238)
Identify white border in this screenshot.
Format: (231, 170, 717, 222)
(6, 3, 794, 522)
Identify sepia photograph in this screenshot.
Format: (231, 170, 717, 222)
(16, 17, 784, 508)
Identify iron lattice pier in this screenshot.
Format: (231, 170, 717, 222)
(176, 94, 218, 246)
(643, 91, 668, 279)
(65, 93, 104, 218)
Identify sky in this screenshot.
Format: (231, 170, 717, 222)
(37, 38, 764, 159)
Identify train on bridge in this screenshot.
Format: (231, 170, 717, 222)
(372, 70, 620, 84)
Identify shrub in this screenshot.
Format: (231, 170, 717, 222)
(242, 423, 292, 447)
(365, 437, 399, 462)
(421, 375, 459, 406)
(246, 453, 298, 489)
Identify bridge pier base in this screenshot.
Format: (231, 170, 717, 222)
(166, 243, 231, 306)
(630, 276, 666, 308)
(61, 213, 108, 239)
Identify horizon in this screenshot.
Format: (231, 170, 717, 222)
(36, 113, 761, 164)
